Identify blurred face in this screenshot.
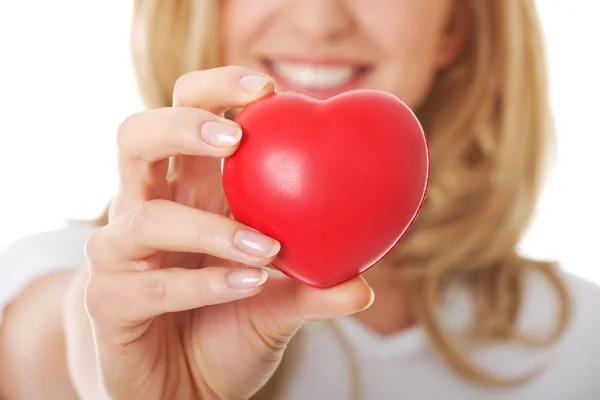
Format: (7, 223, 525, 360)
(221, 0, 466, 107)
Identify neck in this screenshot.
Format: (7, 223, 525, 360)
(351, 262, 417, 336)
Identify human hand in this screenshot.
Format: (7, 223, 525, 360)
(69, 66, 374, 400)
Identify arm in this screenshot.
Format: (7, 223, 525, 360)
(0, 269, 79, 400)
(62, 267, 109, 400)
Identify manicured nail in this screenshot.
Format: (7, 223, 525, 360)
(239, 75, 270, 92)
(361, 287, 376, 311)
(227, 269, 268, 290)
(200, 121, 242, 148)
(233, 229, 281, 258)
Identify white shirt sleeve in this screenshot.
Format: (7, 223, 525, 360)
(0, 223, 95, 324)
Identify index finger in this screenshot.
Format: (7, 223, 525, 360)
(173, 66, 276, 114)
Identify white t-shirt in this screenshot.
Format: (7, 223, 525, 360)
(1, 224, 600, 399)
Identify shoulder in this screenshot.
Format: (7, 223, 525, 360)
(508, 264, 600, 354)
(524, 266, 600, 335)
(439, 264, 600, 392)
(0, 222, 96, 267)
(515, 266, 600, 396)
(551, 268, 600, 350)
(0, 222, 96, 321)
(561, 268, 600, 304)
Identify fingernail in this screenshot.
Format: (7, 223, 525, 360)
(361, 287, 376, 311)
(228, 269, 268, 290)
(239, 76, 270, 92)
(233, 229, 281, 258)
(200, 121, 242, 148)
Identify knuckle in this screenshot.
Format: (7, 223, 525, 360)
(181, 108, 213, 142)
(189, 108, 214, 128)
(128, 200, 162, 237)
(85, 274, 127, 322)
(84, 228, 107, 265)
(116, 111, 145, 151)
(189, 271, 211, 298)
(245, 311, 291, 354)
(141, 270, 167, 304)
(84, 276, 106, 320)
(173, 71, 198, 102)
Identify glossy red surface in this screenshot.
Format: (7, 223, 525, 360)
(222, 89, 429, 288)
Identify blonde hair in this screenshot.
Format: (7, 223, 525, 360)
(125, 0, 570, 397)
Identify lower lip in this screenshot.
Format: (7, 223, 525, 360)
(263, 62, 371, 100)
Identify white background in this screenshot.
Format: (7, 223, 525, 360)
(0, 2, 599, 280)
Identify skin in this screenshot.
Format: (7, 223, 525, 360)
(0, 1, 467, 399)
(222, 0, 467, 336)
(221, 0, 465, 105)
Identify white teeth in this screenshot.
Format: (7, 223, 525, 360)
(271, 62, 357, 89)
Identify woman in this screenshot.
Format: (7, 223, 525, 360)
(1, 0, 600, 399)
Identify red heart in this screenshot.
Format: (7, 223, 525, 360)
(222, 89, 429, 288)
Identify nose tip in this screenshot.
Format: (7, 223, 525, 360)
(287, 1, 354, 41)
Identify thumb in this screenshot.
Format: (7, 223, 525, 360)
(249, 273, 375, 343)
(294, 276, 374, 322)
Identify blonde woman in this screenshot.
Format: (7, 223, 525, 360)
(1, 1, 599, 399)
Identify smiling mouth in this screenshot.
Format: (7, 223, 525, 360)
(262, 59, 372, 91)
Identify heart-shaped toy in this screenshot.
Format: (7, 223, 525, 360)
(222, 89, 429, 288)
